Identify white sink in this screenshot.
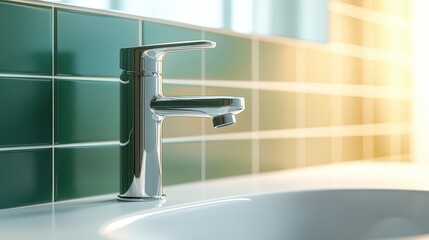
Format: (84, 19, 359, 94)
(101, 189, 429, 240)
(3, 161, 429, 240)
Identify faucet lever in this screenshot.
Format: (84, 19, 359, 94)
(120, 40, 216, 75)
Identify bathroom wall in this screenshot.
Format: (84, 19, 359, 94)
(0, 0, 411, 209)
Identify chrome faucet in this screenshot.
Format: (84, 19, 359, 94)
(118, 40, 245, 201)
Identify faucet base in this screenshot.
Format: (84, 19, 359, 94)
(117, 194, 167, 202)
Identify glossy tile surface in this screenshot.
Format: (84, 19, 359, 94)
(0, 149, 52, 209)
(342, 137, 363, 161)
(305, 48, 331, 83)
(305, 138, 332, 166)
(260, 139, 296, 172)
(55, 9, 139, 77)
(259, 41, 297, 82)
(259, 91, 296, 130)
(0, 77, 52, 147)
(55, 146, 119, 200)
(55, 79, 119, 144)
(342, 97, 363, 125)
(206, 140, 252, 179)
(205, 32, 251, 80)
(0, 2, 51, 75)
(305, 94, 331, 127)
(163, 142, 201, 186)
(143, 22, 202, 79)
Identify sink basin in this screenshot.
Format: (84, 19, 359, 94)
(101, 189, 429, 240)
(3, 162, 429, 240)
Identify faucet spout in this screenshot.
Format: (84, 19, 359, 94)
(151, 96, 244, 128)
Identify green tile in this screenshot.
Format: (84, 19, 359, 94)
(206, 140, 252, 179)
(55, 10, 139, 77)
(143, 22, 202, 79)
(259, 91, 296, 130)
(0, 149, 52, 209)
(0, 2, 51, 75)
(163, 142, 201, 186)
(259, 41, 297, 82)
(55, 146, 119, 201)
(0, 78, 52, 147)
(205, 32, 251, 80)
(204, 87, 251, 134)
(55, 79, 119, 144)
(260, 139, 296, 172)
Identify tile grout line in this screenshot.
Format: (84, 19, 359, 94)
(296, 47, 306, 168)
(251, 38, 260, 174)
(362, 0, 375, 160)
(0, 73, 119, 82)
(201, 30, 206, 182)
(0, 123, 411, 152)
(0, 73, 411, 100)
(0, 145, 53, 152)
(331, 11, 343, 164)
(139, 19, 143, 45)
(51, 5, 56, 205)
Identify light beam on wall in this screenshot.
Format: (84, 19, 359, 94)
(412, 0, 429, 162)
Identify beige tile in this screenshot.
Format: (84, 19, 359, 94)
(259, 41, 297, 82)
(342, 97, 363, 125)
(206, 140, 252, 179)
(305, 48, 331, 83)
(305, 94, 331, 127)
(330, 13, 363, 46)
(259, 91, 296, 130)
(373, 135, 390, 159)
(260, 139, 296, 172)
(342, 137, 363, 161)
(305, 138, 332, 166)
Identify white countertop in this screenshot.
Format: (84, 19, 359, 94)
(1, 161, 429, 240)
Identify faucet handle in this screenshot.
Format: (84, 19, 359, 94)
(120, 40, 216, 75)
